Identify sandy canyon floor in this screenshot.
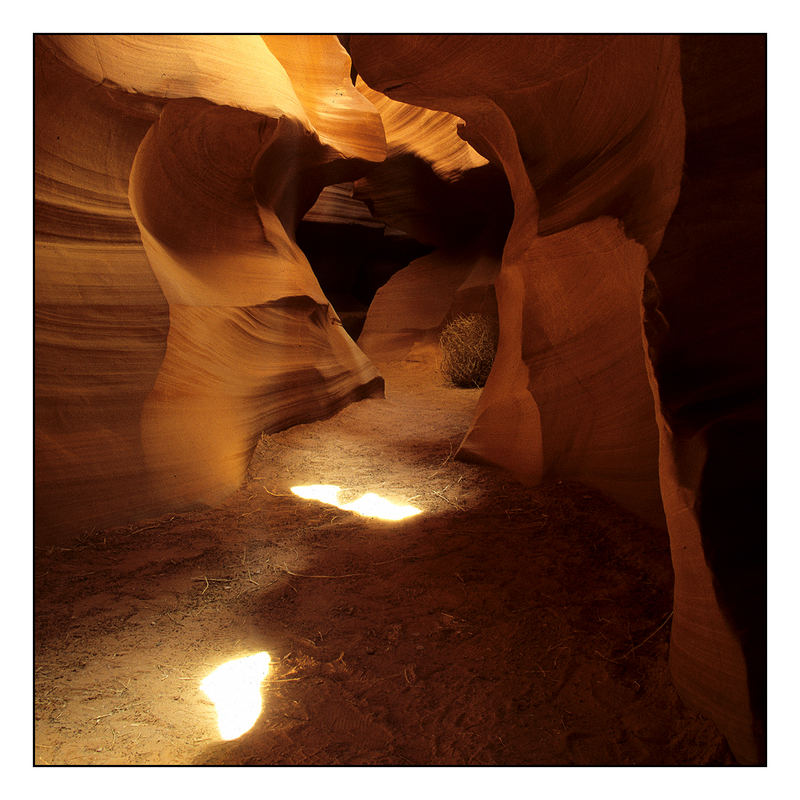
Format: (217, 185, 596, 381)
(34, 357, 734, 765)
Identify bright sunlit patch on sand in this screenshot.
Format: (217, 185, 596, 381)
(290, 484, 422, 521)
(339, 492, 422, 521)
(200, 651, 271, 740)
(290, 484, 342, 505)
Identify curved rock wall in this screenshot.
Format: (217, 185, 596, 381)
(350, 33, 678, 524)
(645, 35, 767, 764)
(350, 79, 511, 364)
(349, 33, 765, 763)
(35, 33, 765, 764)
(35, 39, 170, 539)
(35, 34, 386, 542)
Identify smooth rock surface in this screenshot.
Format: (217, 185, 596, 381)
(34, 33, 765, 765)
(35, 34, 386, 542)
(349, 33, 764, 763)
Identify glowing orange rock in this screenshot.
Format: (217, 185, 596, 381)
(35, 35, 386, 540)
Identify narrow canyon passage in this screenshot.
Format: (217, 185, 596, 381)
(34, 358, 732, 765)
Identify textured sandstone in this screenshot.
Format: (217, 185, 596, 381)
(34, 33, 765, 764)
(463, 217, 660, 524)
(35, 34, 386, 540)
(302, 183, 384, 229)
(645, 35, 767, 763)
(351, 78, 509, 363)
(351, 33, 679, 525)
(358, 247, 500, 363)
(356, 77, 488, 179)
(349, 33, 764, 763)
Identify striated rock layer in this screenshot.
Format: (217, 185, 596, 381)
(35, 34, 386, 542)
(35, 33, 765, 764)
(351, 75, 512, 364)
(350, 34, 678, 525)
(349, 33, 765, 763)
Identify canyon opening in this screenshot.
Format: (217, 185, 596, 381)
(34, 33, 766, 767)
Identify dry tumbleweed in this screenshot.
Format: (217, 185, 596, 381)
(439, 313, 498, 388)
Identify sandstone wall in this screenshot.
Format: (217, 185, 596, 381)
(35, 34, 386, 542)
(349, 33, 765, 763)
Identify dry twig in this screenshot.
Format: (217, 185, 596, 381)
(192, 576, 233, 594)
(596, 611, 674, 663)
(429, 440, 455, 477)
(261, 486, 291, 498)
(281, 565, 367, 579)
(431, 488, 464, 510)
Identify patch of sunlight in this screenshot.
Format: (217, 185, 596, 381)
(339, 492, 422, 521)
(290, 484, 422, 521)
(290, 484, 342, 505)
(200, 651, 271, 740)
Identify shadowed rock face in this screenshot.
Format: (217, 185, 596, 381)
(645, 35, 766, 765)
(35, 34, 386, 541)
(349, 33, 765, 764)
(350, 33, 679, 530)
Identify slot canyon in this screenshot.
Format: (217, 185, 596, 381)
(34, 34, 766, 766)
